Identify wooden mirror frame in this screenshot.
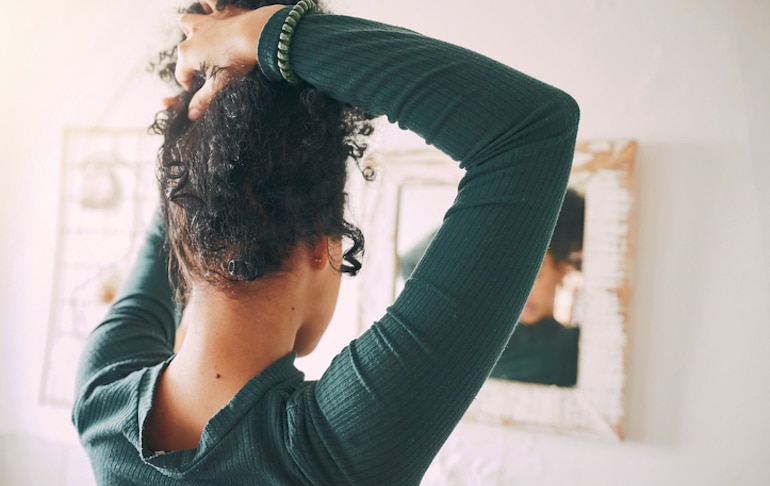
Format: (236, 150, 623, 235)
(355, 139, 637, 440)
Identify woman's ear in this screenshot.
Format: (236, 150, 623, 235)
(308, 236, 343, 271)
(309, 236, 331, 270)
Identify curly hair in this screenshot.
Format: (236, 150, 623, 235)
(150, 0, 374, 305)
(549, 188, 585, 267)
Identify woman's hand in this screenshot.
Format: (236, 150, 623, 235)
(176, 3, 285, 119)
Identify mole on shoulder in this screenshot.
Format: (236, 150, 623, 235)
(216, 374, 221, 379)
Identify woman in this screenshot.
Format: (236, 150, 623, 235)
(73, 0, 579, 484)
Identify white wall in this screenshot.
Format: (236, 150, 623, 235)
(1, 0, 768, 484)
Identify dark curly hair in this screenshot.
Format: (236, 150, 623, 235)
(150, 0, 374, 304)
(549, 188, 585, 267)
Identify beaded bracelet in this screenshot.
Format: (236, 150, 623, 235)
(277, 0, 317, 85)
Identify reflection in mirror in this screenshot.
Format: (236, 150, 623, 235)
(397, 189, 585, 387)
(357, 140, 637, 440)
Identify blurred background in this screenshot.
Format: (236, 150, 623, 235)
(1, 0, 768, 484)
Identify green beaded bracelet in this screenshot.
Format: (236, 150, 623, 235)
(277, 0, 316, 85)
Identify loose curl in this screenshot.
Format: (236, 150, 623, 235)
(150, 0, 374, 305)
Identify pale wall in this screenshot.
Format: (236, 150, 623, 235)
(1, 0, 768, 484)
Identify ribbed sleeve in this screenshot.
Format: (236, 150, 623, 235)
(73, 210, 177, 399)
(259, 9, 579, 485)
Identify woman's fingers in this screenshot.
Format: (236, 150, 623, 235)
(188, 80, 214, 120)
(199, 0, 215, 14)
(179, 13, 199, 38)
(175, 13, 206, 90)
(162, 96, 180, 111)
(174, 48, 194, 91)
(188, 73, 231, 120)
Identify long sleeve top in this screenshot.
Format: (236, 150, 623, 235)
(73, 7, 579, 485)
(490, 317, 580, 386)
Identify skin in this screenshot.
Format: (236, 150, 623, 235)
(146, 3, 342, 451)
(519, 251, 569, 325)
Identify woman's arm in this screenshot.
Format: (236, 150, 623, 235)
(74, 211, 177, 399)
(252, 7, 579, 483)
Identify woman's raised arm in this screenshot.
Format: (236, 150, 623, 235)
(251, 6, 579, 483)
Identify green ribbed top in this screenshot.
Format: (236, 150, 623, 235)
(73, 7, 578, 485)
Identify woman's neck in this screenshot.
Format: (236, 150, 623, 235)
(173, 277, 306, 396)
(145, 244, 336, 452)
(145, 276, 307, 452)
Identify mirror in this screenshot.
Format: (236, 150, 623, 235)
(356, 140, 637, 440)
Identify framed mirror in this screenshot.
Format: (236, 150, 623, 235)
(355, 139, 637, 440)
